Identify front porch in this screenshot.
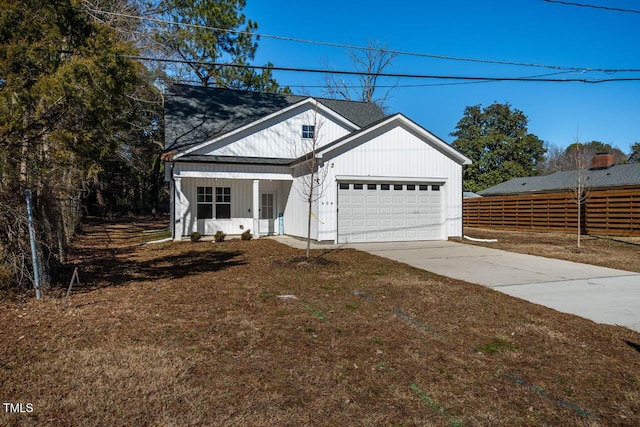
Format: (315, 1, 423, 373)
(171, 176, 293, 240)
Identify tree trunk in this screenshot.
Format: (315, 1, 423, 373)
(306, 164, 315, 258)
(20, 136, 29, 188)
(577, 195, 581, 249)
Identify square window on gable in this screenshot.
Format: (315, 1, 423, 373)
(302, 125, 315, 139)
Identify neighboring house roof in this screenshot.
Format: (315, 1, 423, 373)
(164, 84, 387, 152)
(478, 163, 640, 196)
(463, 192, 482, 198)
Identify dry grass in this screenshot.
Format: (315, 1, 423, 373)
(463, 227, 640, 273)
(1, 218, 639, 426)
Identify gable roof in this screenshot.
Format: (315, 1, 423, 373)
(312, 113, 472, 166)
(164, 84, 386, 152)
(479, 163, 640, 196)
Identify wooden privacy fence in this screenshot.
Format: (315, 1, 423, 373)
(463, 188, 640, 237)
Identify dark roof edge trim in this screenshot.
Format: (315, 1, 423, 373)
(174, 155, 293, 166)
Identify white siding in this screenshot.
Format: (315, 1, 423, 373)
(317, 122, 464, 241)
(175, 177, 288, 237)
(190, 104, 353, 159)
(170, 119, 465, 242)
(283, 164, 318, 240)
(174, 162, 293, 180)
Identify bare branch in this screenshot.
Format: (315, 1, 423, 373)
(324, 40, 399, 111)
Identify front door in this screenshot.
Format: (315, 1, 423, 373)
(259, 191, 276, 235)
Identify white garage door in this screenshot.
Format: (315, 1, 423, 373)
(337, 182, 443, 243)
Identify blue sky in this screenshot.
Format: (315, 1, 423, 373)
(244, 0, 639, 154)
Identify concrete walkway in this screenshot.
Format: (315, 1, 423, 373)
(270, 236, 640, 332)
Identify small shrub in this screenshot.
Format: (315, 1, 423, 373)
(214, 230, 226, 242)
(190, 232, 201, 242)
(241, 229, 252, 240)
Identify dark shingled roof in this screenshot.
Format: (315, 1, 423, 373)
(164, 84, 387, 152)
(478, 163, 640, 196)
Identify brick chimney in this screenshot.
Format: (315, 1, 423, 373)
(590, 153, 615, 170)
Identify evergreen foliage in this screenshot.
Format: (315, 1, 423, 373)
(154, 0, 289, 93)
(628, 142, 640, 163)
(451, 103, 546, 192)
(0, 0, 292, 294)
(0, 0, 157, 291)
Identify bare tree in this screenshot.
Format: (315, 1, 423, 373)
(292, 102, 329, 257)
(544, 141, 628, 175)
(537, 142, 568, 175)
(324, 40, 398, 112)
(568, 140, 591, 248)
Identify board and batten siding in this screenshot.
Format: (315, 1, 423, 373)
(283, 164, 319, 240)
(173, 163, 292, 237)
(316, 123, 464, 241)
(190, 104, 354, 159)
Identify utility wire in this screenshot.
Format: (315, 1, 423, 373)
(286, 71, 576, 88)
(87, 7, 640, 74)
(123, 55, 640, 83)
(543, 0, 640, 14)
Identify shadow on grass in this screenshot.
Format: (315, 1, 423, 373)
(624, 340, 640, 353)
(65, 249, 245, 294)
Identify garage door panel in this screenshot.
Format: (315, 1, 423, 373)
(338, 182, 444, 243)
(352, 207, 365, 215)
(366, 195, 378, 203)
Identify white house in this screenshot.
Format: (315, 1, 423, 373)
(164, 84, 471, 243)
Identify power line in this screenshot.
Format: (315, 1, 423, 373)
(543, 0, 640, 14)
(124, 55, 640, 83)
(286, 71, 577, 88)
(87, 7, 640, 74)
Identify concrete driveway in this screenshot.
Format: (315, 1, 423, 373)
(271, 236, 640, 332)
(346, 241, 640, 333)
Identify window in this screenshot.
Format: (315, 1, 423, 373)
(367, 184, 377, 190)
(432, 185, 440, 191)
(419, 185, 429, 191)
(407, 185, 416, 190)
(302, 125, 315, 139)
(394, 184, 403, 190)
(216, 187, 231, 219)
(381, 184, 390, 190)
(339, 183, 349, 190)
(197, 187, 213, 219)
(353, 183, 363, 190)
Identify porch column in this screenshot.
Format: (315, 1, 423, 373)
(252, 179, 260, 238)
(174, 177, 183, 240)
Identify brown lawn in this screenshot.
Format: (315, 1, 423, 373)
(463, 227, 640, 273)
(1, 218, 639, 426)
